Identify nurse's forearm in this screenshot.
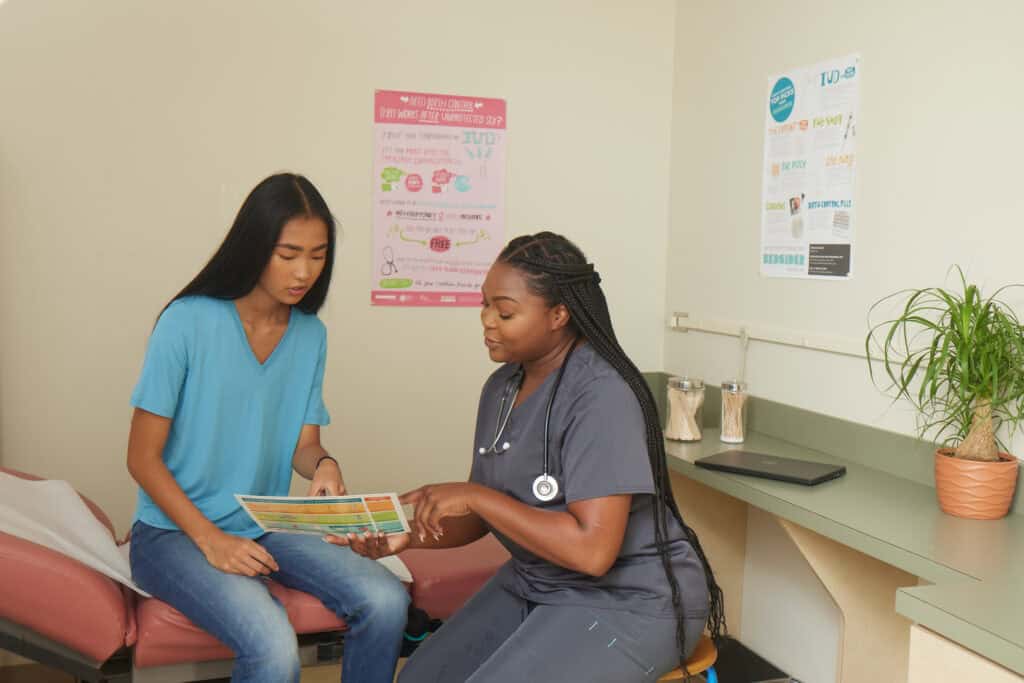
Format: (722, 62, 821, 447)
(408, 513, 488, 549)
(469, 487, 629, 577)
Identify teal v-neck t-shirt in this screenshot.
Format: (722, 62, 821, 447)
(130, 296, 330, 537)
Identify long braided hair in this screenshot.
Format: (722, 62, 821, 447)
(499, 231, 726, 668)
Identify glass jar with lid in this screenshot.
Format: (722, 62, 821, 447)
(665, 376, 705, 442)
(720, 380, 748, 443)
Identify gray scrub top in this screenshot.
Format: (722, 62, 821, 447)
(470, 343, 710, 619)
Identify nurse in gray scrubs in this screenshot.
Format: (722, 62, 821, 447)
(329, 232, 725, 682)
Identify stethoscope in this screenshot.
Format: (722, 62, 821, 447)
(477, 342, 578, 502)
(380, 246, 398, 275)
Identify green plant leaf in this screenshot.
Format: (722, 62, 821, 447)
(865, 268, 1024, 459)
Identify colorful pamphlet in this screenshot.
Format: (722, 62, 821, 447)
(235, 493, 411, 536)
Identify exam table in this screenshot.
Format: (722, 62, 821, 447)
(0, 467, 510, 682)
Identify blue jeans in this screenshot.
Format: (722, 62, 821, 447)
(130, 522, 409, 683)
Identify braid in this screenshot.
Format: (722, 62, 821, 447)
(500, 232, 726, 671)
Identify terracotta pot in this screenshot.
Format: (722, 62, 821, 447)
(934, 449, 1019, 520)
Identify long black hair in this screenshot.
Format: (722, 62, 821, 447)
(499, 231, 726, 669)
(165, 173, 336, 314)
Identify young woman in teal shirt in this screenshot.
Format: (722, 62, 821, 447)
(127, 173, 408, 683)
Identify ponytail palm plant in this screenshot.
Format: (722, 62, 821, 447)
(866, 267, 1024, 462)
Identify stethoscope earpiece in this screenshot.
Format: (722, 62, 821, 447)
(478, 371, 523, 457)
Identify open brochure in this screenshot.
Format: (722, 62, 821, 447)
(0, 471, 150, 596)
(236, 493, 412, 537)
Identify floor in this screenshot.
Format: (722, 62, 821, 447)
(0, 661, 407, 683)
(0, 665, 72, 682)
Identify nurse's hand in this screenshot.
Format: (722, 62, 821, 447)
(402, 483, 478, 542)
(323, 531, 410, 558)
(196, 529, 279, 576)
(308, 458, 346, 496)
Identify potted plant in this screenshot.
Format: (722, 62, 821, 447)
(866, 267, 1023, 519)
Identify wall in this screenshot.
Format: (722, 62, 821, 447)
(664, 1, 1024, 675)
(741, 508, 841, 682)
(666, 0, 1024, 451)
(0, 0, 676, 531)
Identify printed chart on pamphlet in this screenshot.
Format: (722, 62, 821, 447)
(371, 89, 506, 306)
(761, 54, 860, 279)
(236, 494, 411, 536)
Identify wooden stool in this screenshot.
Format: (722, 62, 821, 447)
(657, 634, 718, 682)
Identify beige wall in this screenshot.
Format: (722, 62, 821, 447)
(0, 0, 676, 531)
(662, 1, 1024, 674)
(665, 0, 1024, 451)
(742, 509, 842, 682)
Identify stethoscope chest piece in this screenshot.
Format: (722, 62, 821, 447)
(532, 474, 558, 502)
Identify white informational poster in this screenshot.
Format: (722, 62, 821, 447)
(760, 54, 860, 279)
(371, 90, 506, 306)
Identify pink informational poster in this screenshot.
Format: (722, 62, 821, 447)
(371, 90, 507, 306)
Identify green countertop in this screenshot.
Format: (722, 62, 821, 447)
(665, 428, 1024, 674)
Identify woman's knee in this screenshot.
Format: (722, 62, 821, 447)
(233, 603, 299, 655)
(245, 640, 300, 682)
(369, 576, 411, 621)
(233, 611, 301, 681)
(353, 575, 410, 632)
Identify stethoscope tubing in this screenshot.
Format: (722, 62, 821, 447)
(478, 341, 579, 500)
